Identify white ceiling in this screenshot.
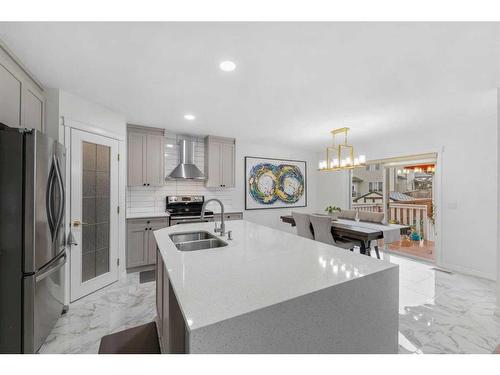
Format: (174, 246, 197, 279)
(0, 22, 498, 150)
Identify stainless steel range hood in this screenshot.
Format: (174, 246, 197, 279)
(167, 139, 205, 180)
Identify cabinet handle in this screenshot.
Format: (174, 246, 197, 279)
(147, 183, 150, 186)
(143, 183, 146, 186)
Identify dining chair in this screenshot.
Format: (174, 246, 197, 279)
(358, 211, 384, 223)
(338, 209, 357, 220)
(292, 212, 314, 240)
(309, 214, 355, 250)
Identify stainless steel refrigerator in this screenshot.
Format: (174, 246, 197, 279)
(0, 123, 66, 353)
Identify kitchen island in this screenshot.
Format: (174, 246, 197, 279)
(153, 220, 399, 354)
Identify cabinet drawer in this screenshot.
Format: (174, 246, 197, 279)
(127, 217, 169, 226)
(213, 212, 243, 221)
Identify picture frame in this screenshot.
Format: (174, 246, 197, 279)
(244, 156, 307, 210)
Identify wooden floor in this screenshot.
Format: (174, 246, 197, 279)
(387, 239, 435, 261)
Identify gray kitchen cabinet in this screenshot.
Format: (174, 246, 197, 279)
(147, 221, 165, 265)
(126, 220, 149, 268)
(0, 63, 22, 127)
(146, 133, 165, 186)
(127, 125, 165, 186)
(156, 250, 186, 354)
(127, 131, 146, 186)
(21, 87, 43, 131)
(204, 135, 235, 188)
(156, 249, 164, 342)
(161, 265, 169, 352)
(126, 217, 168, 269)
(221, 142, 235, 187)
(0, 44, 44, 131)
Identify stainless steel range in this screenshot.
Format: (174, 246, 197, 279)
(166, 195, 214, 225)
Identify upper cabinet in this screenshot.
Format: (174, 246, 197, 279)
(21, 88, 44, 131)
(204, 136, 235, 188)
(0, 44, 44, 132)
(127, 125, 165, 186)
(0, 63, 21, 127)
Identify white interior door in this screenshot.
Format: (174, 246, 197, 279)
(70, 128, 119, 301)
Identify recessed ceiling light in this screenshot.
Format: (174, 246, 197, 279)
(166, 144, 174, 148)
(184, 114, 196, 120)
(219, 60, 236, 72)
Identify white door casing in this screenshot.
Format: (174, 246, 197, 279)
(70, 128, 119, 301)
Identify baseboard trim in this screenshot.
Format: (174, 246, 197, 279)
(436, 261, 495, 281)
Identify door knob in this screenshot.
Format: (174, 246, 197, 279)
(73, 220, 87, 227)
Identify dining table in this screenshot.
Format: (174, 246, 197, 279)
(280, 214, 410, 256)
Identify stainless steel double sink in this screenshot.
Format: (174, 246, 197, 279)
(169, 231, 228, 251)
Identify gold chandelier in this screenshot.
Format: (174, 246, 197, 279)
(318, 127, 366, 172)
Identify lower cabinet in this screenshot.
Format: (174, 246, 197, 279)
(156, 248, 186, 354)
(126, 217, 168, 269)
(213, 212, 243, 221)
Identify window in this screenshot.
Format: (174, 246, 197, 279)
(352, 184, 357, 197)
(366, 164, 381, 172)
(369, 181, 383, 192)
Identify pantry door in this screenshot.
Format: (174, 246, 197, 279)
(70, 128, 119, 301)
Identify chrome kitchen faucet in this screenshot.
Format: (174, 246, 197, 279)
(201, 198, 226, 236)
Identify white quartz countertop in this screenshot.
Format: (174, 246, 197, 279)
(154, 220, 398, 331)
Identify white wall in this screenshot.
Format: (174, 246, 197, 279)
(316, 168, 351, 214)
(58, 90, 127, 137)
(316, 90, 498, 280)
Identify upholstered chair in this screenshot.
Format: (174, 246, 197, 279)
(338, 209, 357, 220)
(358, 211, 384, 223)
(292, 212, 314, 240)
(309, 214, 355, 250)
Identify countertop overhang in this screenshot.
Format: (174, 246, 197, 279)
(154, 220, 398, 331)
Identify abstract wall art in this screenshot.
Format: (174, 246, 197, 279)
(245, 156, 307, 210)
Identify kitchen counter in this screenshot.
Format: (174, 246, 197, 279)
(154, 220, 399, 353)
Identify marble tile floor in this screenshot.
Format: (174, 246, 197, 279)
(39, 254, 500, 354)
(39, 273, 156, 354)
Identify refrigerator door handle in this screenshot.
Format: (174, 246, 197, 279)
(35, 251, 66, 283)
(53, 155, 65, 241)
(45, 160, 56, 239)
